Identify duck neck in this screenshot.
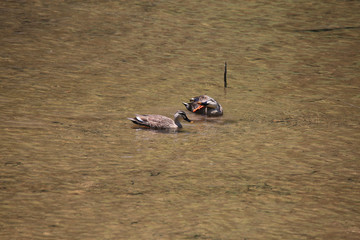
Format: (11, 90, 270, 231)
(174, 116, 183, 128)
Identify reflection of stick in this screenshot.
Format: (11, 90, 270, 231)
(224, 61, 227, 88)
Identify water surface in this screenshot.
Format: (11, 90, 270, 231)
(1, 1, 360, 239)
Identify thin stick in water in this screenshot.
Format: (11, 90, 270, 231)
(224, 61, 227, 88)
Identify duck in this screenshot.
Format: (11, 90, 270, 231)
(128, 110, 192, 129)
(183, 95, 223, 116)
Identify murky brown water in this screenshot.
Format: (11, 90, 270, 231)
(1, 1, 360, 239)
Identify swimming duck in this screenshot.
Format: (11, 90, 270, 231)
(183, 95, 223, 116)
(128, 110, 192, 129)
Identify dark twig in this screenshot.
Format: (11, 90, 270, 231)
(224, 61, 227, 88)
(295, 26, 360, 32)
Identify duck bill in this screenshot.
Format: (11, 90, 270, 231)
(184, 116, 193, 123)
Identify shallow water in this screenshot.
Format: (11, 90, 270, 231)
(1, 1, 360, 239)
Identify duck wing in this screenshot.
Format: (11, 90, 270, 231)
(129, 114, 174, 129)
(127, 115, 150, 127)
